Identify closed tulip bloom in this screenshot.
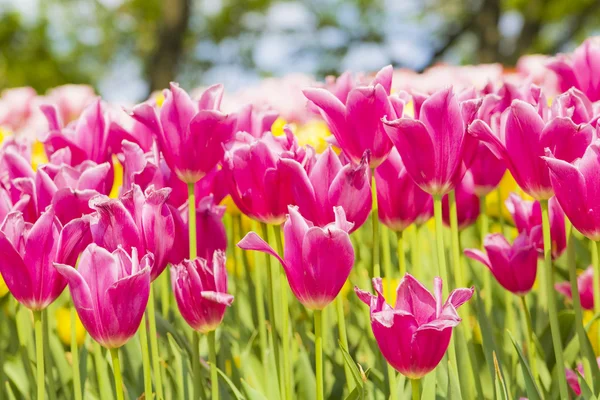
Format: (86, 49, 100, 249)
(55, 245, 152, 348)
(224, 131, 309, 224)
(171, 251, 233, 333)
(278, 147, 371, 231)
(131, 83, 235, 183)
(465, 233, 538, 295)
(375, 148, 432, 232)
(442, 170, 480, 230)
(469, 99, 594, 200)
(468, 143, 506, 196)
(555, 266, 595, 310)
(355, 274, 473, 378)
(547, 37, 600, 102)
(0, 208, 91, 310)
(505, 193, 566, 259)
(382, 87, 478, 196)
(238, 205, 355, 310)
(303, 65, 398, 167)
(543, 139, 600, 241)
(90, 184, 175, 281)
(169, 194, 227, 264)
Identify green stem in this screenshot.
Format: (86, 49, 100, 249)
(566, 220, 595, 391)
(479, 196, 493, 313)
(259, 222, 282, 393)
(148, 288, 164, 399)
(109, 348, 124, 400)
(139, 313, 153, 398)
(71, 307, 82, 400)
(42, 310, 56, 400)
(93, 341, 111, 400)
(520, 295, 538, 382)
(192, 332, 207, 400)
(448, 191, 463, 287)
(410, 225, 420, 277)
(433, 195, 450, 294)
(496, 185, 504, 233)
(382, 225, 393, 299)
(273, 225, 292, 400)
(411, 378, 420, 400)
(540, 199, 569, 399)
(208, 331, 219, 400)
(160, 269, 170, 317)
(251, 221, 268, 370)
(33, 310, 44, 400)
(371, 168, 380, 277)
(397, 230, 406, 277)
(387, 364, 397, 400)
(314, 309, 324, 400)
(336, 295, 354, 393)
(594, 241, 600, 353)
(188, 183, 197, 260)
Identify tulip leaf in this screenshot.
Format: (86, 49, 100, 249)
(577, 371, 595, 400)
(216, 368, 245, 400)
(508, 331, 542, 400)
(493, 351, 509, 400)
(473, 290, 499, 391)
(294, 343, 316, 400)
(421, 370, 436, 400)
(338, 339, 364, 389)
(241, 378, 270, 400)
(584, 312, 600, 332)
(343, 386, 361, 400)
(447, 359, 463, 400)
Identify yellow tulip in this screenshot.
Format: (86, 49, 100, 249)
(109, 155, 123, 199)
(0, 274, 9, 297)
(55, 306, 86, 347)
(31, 140, 49, 171)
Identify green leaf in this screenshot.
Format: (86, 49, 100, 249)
(338, 339, 364, 389)
(474, 290, 499, 392)
(217, 369, 245, 400)
(421, 369, 436, 400)
(343, 386, 361, 400)
(493, 352, 509, 400)
(447, 359, 463, 400)
(508, 331, 542, 400)
(241, 378, 269, 400)
(577, 371, 595, 400)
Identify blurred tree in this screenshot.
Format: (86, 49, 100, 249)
(1, 0, 599, 100)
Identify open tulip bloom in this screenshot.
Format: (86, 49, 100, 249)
(237, 205, 354, 310)
(55, 244, 152, 348)
(355, 274, 473, 379)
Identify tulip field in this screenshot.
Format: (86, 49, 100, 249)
(3, 37, 600, 400)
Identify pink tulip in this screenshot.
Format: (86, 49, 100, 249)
(551, 88, 595, 125)
(303, 65, 399, 167)
(171, 251, 233, 333)
(465, 233, 538, 295)
(238, 205, 355, 310)
(55, 244, 152, 348)
(555, 266, 595, 310)
(543, 139, 600, 241)
(40, 100, 113, 167)
(505, 193, 566, 259)
(0, 208, 91, 310)
(547, 37, 600, 101)
(45, 84, 96, 124)
(375, 148, 432, 232)
(355, 274, 473, 378)
(468, 143, 506, 196)
(118, 140, 227, 208)
(564, 358, 600, 396)
(170, 194, 227, 264)
(442, 170, 480, 230)
(233, 104, 279, 138)
(90, 185, 175, 281)
(278, 146, 371, 231)
(3, 147, 112, 224)
(108, 106, 154, 152)
(224, 130, 310, 224)
(131, 83, 235, 184)
(383, 87, 478, 196)
(0, 87, 37, 133)
(469, 99, 595, 200)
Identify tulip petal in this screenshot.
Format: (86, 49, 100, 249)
(0, 231, 33, 306)
(394, 274, 436, 324)
(237, 232, 284, 267)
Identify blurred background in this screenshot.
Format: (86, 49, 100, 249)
(0, 0, 599, 102)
